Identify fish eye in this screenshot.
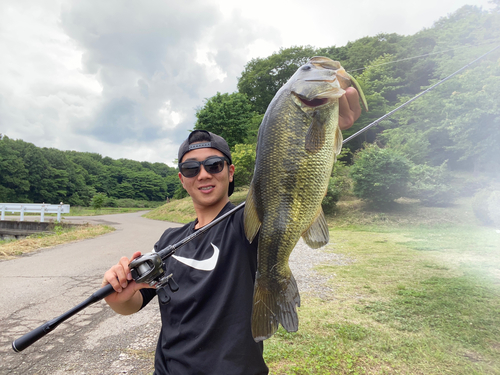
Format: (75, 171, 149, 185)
(301, 65, 312, 71)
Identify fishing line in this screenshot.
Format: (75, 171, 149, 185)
(346, 39, 500, 74)
(342, 44, 500, 145)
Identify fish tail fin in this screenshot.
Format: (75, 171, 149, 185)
(251, 272, 301, 342)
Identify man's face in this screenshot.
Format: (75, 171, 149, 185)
(178, 147, 234, 209)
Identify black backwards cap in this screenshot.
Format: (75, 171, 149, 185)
(178, 130, 234, 196)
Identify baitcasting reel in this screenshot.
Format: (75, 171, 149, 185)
(129, 249, 179, 304)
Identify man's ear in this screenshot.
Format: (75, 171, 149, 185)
(229, 164, 235, 182)
(178, 172, 185, 187)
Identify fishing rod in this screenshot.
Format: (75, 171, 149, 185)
(12, 201, 246, 352)
(343, 44, 500, 144)
(12, 43, 499, 353)
(346, 39, 500, 74)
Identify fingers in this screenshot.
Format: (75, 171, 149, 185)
(102, 258, 128, 293)
(102, 252, 142, 293)
(339, 87, 362, 131)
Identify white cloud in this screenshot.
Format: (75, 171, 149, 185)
(159, 101, 184, 130)
(0, 0, 495, 166)
(195, 47, 228, 83)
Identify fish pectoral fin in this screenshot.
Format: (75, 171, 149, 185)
(305, 112, 326, 153)
(302, 208, 329, 249)
(243, 186, 261, 243)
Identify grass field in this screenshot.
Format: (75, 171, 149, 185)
(67, 206, 151, 216)
(143, 188, 248, 223)
(0, 224, 115, 259)
(264, 223, 500, 374)
(145, 192, 500, 374)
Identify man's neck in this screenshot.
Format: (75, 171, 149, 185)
(193, 199, 230, 229)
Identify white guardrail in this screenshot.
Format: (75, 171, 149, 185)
(0, 203, 70, 222)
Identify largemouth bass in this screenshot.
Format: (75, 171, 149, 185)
(244, 56, 367, 342)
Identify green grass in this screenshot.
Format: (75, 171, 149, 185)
(142, 193, 500, 373)
(67, 206, 151, 216)
(1, 206, 152, 218)
(133, 192, 500, 373)
(263, 223, 500, 374)
(0, 224, 115, 259)
(143, 189, 248, 223)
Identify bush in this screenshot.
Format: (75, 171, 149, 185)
(90, 192, 107, 210)
(322, 163, 352, 214)
(472, 188, 500, 226)
(112, 199, 165, 208)
(322, 177, 342, 214)
(173, 184, 189, 199)
(407, 162, 456, 206)
(104, 196, 117, 207)
(350, 144, 411, 207)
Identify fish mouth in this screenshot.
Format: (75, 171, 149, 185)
(296, 96, 330, 107)
(304, 79, 337, 83)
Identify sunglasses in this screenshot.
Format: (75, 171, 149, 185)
(179, 156, 230, 178)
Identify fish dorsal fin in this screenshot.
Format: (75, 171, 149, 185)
(302, 207, 329, 249)
(244, 186, 261, 243)
(305, 111, 326, 153)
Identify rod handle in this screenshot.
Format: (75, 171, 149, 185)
(12, 284, 115, 352)
(12, 319, 58, 353)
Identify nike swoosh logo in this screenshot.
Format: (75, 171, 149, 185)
(172, 243, 219, 271)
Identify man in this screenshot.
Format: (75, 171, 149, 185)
(102, 88, 361, 374)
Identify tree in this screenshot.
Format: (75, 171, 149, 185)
(21, 143, 69, 203)
(232, 144, 256, 187)
(128, 171, 167, 201)
(44, 148, 95, 205)
(350, 145, 411, 207)
(165, 174, 182, 198)
(194, 92, 255, 149)
(379, 127, 431, 165)
(342, 54, 404, 153)
(406, 162, 456, 206)
(337, 33, 405, 71)
(442, 60, 500, 173)
(237, 46, 317, 114)
(0, 136, 30, 201)
(0, 135, 177, 205)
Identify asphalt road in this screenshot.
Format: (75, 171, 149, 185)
(0, 212, 182, 375)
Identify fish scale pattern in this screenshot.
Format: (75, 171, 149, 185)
(244, 57, 347, 341)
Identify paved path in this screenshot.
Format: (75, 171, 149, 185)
(0, 212, 182, 375)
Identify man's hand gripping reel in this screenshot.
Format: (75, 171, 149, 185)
(129, 248, 179, 304)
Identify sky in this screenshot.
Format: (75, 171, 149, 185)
(0, 0, 495, 166)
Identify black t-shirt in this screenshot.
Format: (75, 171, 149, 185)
(141, 202, 268, 375)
